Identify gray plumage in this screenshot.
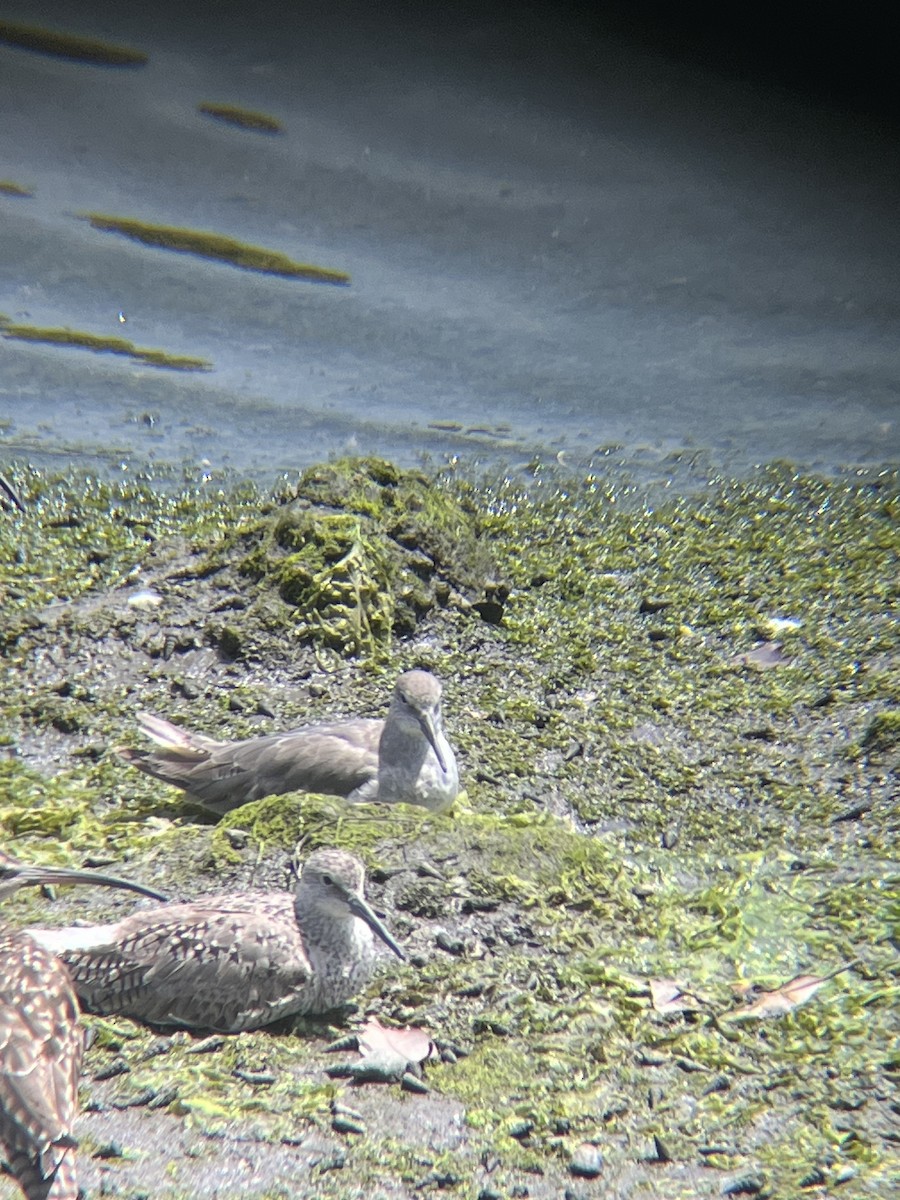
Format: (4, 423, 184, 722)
(0, 851, 167, 1200)
(118, 669, 459, 815)
(28, 849, 404, 1034)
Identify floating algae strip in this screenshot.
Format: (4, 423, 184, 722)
(198, 103, 284, 134)
(83, 213, 351, 285)
(0, 180, 34, 198)
(0, 318, 211, 371)
(0, 20, 147, 66)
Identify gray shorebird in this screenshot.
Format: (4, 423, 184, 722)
(118, 669, 459, 815)
(1, 852, 168, 1200)
(28, 848, 404, 1034)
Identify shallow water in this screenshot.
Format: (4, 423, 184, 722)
(1, 0, 898, 483)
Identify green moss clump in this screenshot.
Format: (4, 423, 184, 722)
(198, 103, 283, 133)
(859, 708, 900, 756)
(206, 457, 495, 657)
(0, 20, 148, 65)
(82, 213, 351, 285)
(273, 513, 395, 654)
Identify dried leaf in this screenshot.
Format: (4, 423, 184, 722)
(649, 978, 704, 1014)
(731, 641, 790, 669)
(358, 1018, 432, 1065)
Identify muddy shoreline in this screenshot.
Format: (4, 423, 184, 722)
(1, 456, 897, 1199)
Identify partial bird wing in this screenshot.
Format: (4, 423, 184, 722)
(0, 928, 81, 1193)
(55, 893, 311, 1033)
(136, 712, 225, 754)
(119, 715, 382, 811)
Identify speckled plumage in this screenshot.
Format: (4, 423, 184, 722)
(0, 929, 80, 1200)
(118, 669, 459, 815)
(29, 849, 404, 1034)
(1, 851, 166, 1200)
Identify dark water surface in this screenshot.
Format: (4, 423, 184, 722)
(1, 1, 898, 484)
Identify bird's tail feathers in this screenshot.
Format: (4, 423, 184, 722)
(117, 712, 223, 764)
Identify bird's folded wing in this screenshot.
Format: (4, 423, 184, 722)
(0, 933, 80, 1162)
(56, 895, 310, 1031)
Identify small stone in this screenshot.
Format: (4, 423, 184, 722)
(639, 595, 671, 614)
(435, 930, 465, 956)
(186, 1035, 225, 1054)
(93, 1142, 124, 1160)
(723, 1175, 764, 1196)
(324, 1033, 359, 1054)
(110, 1088, 155, 1109)
(146, 1087, 178, 1110)
(401, 1071, 430, 1093)
(569, 1143, 603, 1178)
(223, 828, 249, 849)
(331, 1114, 366, 1136)
(652, 1134, 672, 1163)
(508, 1119, 534, 1140)
(93, 1058, 130, 1081)
(331, 1100, 364, 1121)
(127, 589, 163, 611)
(233, 1068, 276, 1085)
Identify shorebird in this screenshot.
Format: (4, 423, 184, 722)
(118, 668, 459, 815)
(0, 852, 168, 1200)
(28, 848, 405, 1033)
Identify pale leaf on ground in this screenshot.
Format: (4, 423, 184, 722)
(649, 978, 705, 1014)
(358, 1017, 433, 1065)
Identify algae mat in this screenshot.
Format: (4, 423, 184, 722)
(0, 456, 897, 1199)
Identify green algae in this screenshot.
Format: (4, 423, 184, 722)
(82, 213, 351, 285)
(200, 456, 495, 657)
(0, 317, 211, 370)
(198, 103, 284, 133)
(0, 180, 33, 198)
(0, 458, 897, 1197)
(0, 20, 148, 65)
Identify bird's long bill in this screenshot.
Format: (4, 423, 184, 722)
(2, 862, 168, 903)
(416, 711, 447, 773)
(348, 894, 406, 961)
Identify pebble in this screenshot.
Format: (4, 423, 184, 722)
(233, 1068, 276, 1086)
(436, 930, 465, 955)
(187, 1035, 225, 1054)
(331, 1114, 366, 1136)
(93, 1142, 124, 1160)
(569, 1143, 604, 1179)
(93, 1059, 130, 1081)
(401, 1071, 430, 1094)
(127, 589, 162, 611)
(146, 1087, 178, 1110)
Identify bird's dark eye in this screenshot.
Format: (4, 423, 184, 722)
(322, 873, 334, 886)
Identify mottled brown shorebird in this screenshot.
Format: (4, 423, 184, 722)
(28, 848, 404, 1034)
(118, 668, 459, 815)
(0, 852, 168, 1200)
